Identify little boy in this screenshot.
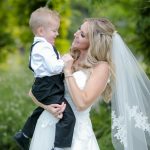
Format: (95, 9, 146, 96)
(14, 7, 75, 150)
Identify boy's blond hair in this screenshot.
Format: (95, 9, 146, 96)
(29, 7, 60, 34)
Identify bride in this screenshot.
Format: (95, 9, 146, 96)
(29, 18, 150, 150)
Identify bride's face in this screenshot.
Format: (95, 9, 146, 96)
(71, 21, 89, 51)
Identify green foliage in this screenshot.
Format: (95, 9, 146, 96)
(56, 39, 70, 54)
(91, 102, 114, 149)
(47, 0, 72, 52)
(0, 54, 35, 149)
(69, 0, 150, 77)
(0, 31, 14, 63)
(0, 0, 72, 62)
(0, 1, 14, 62)
(69, 0, 139, 42)
(0, 0, 46, 63)
(136, 1, 150, 75)
(1, 0, 149, 73)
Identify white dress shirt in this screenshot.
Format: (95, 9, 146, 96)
(30, 37, 64, 77)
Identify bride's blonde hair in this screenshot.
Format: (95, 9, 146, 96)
(71, 18, 116, 103)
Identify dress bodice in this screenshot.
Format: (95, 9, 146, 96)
(64, 70, 91, 120)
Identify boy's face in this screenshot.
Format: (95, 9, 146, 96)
(43, 19, 60, 46)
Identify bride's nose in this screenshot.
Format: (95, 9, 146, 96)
(74, 30, 80, 37)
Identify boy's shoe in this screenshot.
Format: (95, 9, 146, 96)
(13, 131, 30, 150)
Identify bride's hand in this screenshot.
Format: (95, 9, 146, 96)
(56, 102, 66, 119)
(28, 89, 66, 119)
(46, 102, 66, 119)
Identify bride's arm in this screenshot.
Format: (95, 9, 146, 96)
(63, 55, 109, 111)
(28, 90, 66, 118)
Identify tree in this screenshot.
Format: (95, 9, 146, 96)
(136, 0, 150, 75)
(0, 1, 14, 62)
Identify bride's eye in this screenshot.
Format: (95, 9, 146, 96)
(81, 32, 85, 38)
(78, 27, 85, 38)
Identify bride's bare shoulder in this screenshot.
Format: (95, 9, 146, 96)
(94, 61, 109, 72)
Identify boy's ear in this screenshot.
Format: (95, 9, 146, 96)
(37, 26, 44, 36)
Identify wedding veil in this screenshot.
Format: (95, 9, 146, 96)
(111, 32, 150, 150)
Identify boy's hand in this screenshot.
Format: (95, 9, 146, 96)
(62, 53, 73, 62)
(62, 54, 74, 74)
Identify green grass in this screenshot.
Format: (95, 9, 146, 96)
(0, 53, 114, 150)
(0, 53, 36, 149)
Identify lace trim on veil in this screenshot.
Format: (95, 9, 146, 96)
(112, 104, 150, 148)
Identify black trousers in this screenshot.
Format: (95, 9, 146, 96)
(22, 75, 76, 147)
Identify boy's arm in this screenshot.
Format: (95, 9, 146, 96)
(41, 47, 64, 74)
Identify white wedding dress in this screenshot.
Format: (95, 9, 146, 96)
(29, 71, 100, 150)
